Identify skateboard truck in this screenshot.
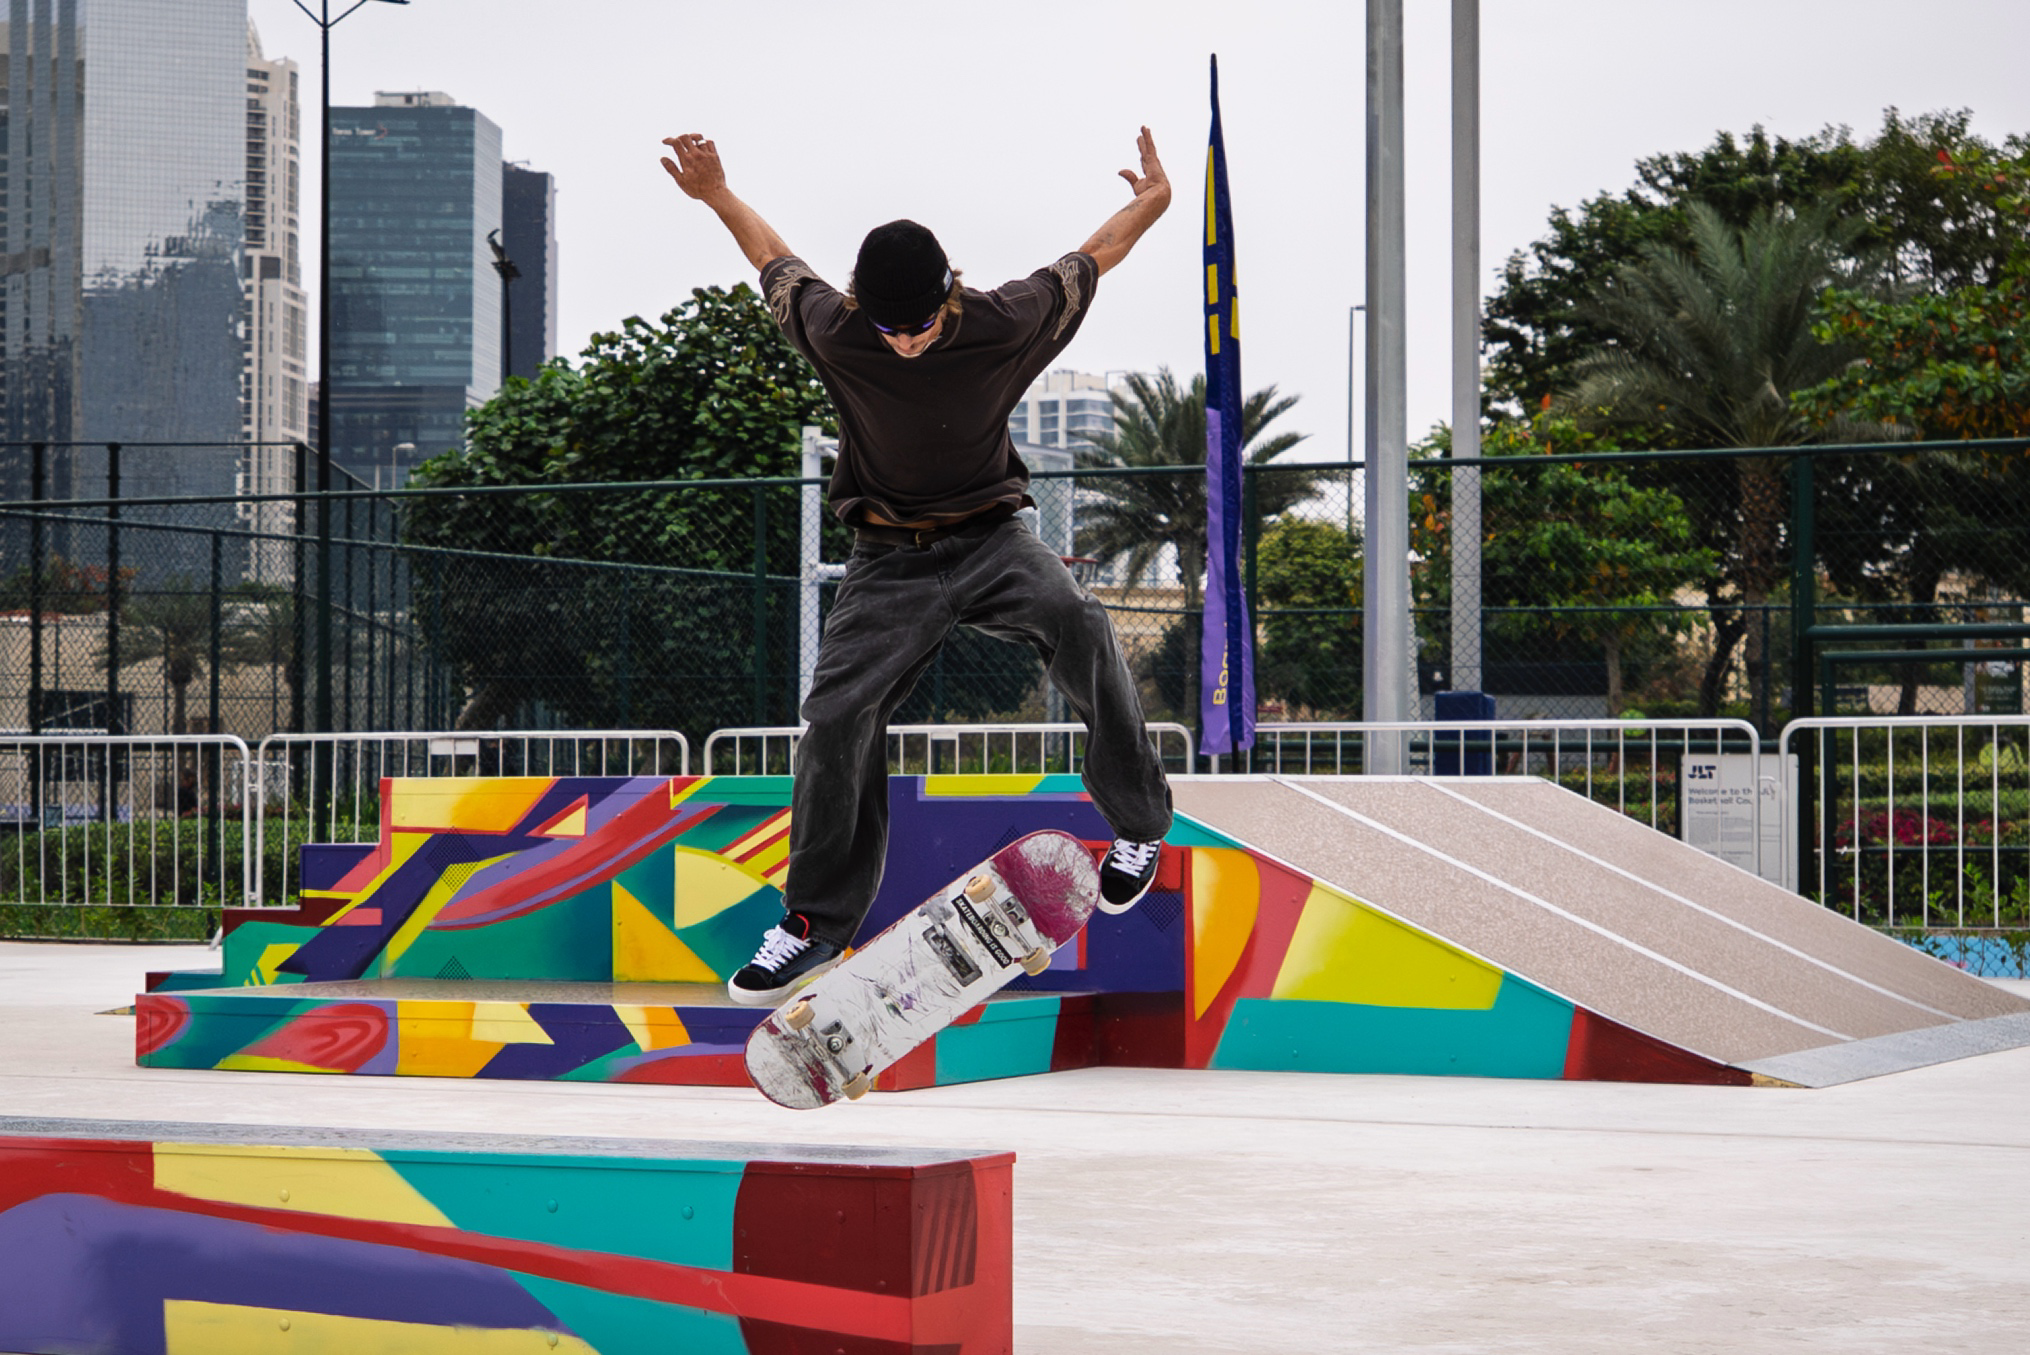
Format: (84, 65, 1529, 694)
(966, 872, 1052, 975)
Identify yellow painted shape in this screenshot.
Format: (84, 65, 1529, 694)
(671, 776, 707, 807)
(164, 1301, 599, 1355)
(671, 847, 771, 929)
(613, 881, 720, 983)
(153, 1143, 453, 1227)
(469, 1002, 554, 1045)
(1271, 881, 1503, 1009)
(535, 798, 588, 838)
(923, 774, 1046, 797)
(378, 854, 509, 974)
(395, 1000, 503, 1077)
(744, 835, 791, 880)
(213, 1055, 342, 1075)
(252, 942, 299, 987)
(1190, 848, 1259, 1019)
(388, 777, 555, 833)
(615, 1004, 691, 1052)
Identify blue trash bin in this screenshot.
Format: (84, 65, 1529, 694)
(1432, 690, 1496, 775)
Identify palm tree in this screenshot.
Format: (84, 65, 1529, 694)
(1565, 201, 1874, 721)
(1075, 367, 1314, 717)
(98, 580, 224, 735)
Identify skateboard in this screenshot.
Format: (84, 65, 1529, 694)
(744, 829, 1100, 1109)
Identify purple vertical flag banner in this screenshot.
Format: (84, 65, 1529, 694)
(1202, 54, 1255, 757)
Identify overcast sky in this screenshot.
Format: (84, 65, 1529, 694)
(249, 0, 2030, 463)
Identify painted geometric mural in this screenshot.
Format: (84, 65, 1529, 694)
(0, 1118, 1013, 1354)
(139, 773, 1748, 1088)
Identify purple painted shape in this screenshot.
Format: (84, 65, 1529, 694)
(478, 1005, 636, 1079)
(0, 1194, 566, 1355)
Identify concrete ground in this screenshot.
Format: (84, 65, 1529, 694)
(4, 941, 2028, 1354)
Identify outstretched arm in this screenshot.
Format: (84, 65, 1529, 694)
(1079, 127, 1172, 276)
(660, 134, 793, 273)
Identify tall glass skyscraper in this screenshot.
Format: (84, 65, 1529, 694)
(501, 162, 557, 381)
(328, 92, 501, 485)
(0, 0, 247, 510)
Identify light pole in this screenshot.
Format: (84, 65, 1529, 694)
(290, 0, 410, 737)
(486, 229, 520, 386)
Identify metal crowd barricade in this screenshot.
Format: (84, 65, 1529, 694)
(704, 722, 1198, 778)
(0, 734, 254, 922)
(249, 730, 689, 907)
(1781, 715, 2030, 927)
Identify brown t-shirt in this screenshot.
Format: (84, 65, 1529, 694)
(760, 251, 1101, 526)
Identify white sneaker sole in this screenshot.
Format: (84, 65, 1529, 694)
(1096, 874, 1157, 915)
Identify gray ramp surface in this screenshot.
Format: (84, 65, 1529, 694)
(1434, 777, 2029, 1024)
(1171, 779, 1832, 1065)
(1296, 778, 1976, 1043)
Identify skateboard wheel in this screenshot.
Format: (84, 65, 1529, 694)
(963, 874, 995, 902)
(842, 1072, 872, 1100)
(784, 1000, 816, 1032)
(1020, 946, 1051, 977)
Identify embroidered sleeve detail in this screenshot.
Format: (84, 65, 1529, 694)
(1047, 256, 1087, 340)
(766, 260, 818, 327)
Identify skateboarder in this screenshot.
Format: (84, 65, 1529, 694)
(660, 128, 1176, 1006)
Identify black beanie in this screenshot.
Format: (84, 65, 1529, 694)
(853, 220, 952, 329)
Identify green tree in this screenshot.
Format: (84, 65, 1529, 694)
(1256, 518, 1363, 717)
(402, 285, 840, 735)
(1564, 202, 1871, 720)
(1075, 367, 1316, 724)
(1487, 110, 2030, 417)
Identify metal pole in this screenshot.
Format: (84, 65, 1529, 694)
(1363, 0, 1412, 770)
(105, 443, 122, 737)
(1449, 0, 1483, 695)
(752, 486, 769, 724)
(798, 426, 828, 711)
(28, 442, 44, 737)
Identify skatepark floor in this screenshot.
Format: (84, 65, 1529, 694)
(6, 942, 2028, 1355)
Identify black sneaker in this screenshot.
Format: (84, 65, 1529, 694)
(727, 914, 845, 1006)
(1098, 838, 1163, 914)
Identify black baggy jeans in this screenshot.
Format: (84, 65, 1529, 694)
(784, 516, 1174, 946)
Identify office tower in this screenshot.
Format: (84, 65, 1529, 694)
(1007, 369, 1118, 452)
(501, 163, 557, 381)
(328, 91, 501, 485)
(242, 21, 307, 579)
(0, 0, 248, 520)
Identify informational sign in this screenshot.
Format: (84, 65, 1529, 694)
(1680, 752, 1795, 887)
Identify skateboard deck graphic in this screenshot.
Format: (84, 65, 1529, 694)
(744, 829, 1101, 1109)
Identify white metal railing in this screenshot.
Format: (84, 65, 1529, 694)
(0, 734, 254, 918)
(1781, 715, 2030, 927)
(1236, 719, 1767, 876)
(704, 722, 1198, 778)
(250, 730, 689, 907)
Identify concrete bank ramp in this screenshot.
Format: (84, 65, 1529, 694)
(1169, 776, 2030, 1086)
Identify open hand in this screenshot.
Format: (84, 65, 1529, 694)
(1117, 126, 1170, 203)
(660, 134, 727, 202)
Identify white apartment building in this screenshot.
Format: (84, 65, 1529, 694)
(241, 22, 309, 581)
(1007, 369, 1119, 452)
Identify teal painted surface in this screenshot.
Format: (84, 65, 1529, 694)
(388, 1152, 745, 1272)
(1167, 812, 1246, 850)
(935, 997, 1061, 1085)
(389, 885, 612, 982)
(676, 887, 783, 978)
(693, 776, 795, 805)
(140, 995, 299, 1070)
(1209, 978, 1575, 1079)
(219, 921, 323, 986)
(516, 1274, 749, 1355)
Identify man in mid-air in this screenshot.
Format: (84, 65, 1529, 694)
(660, 127, 1176, 1005)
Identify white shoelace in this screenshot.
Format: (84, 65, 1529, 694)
(1106, 838, 1160, 873)
(751, 925, 810, 974)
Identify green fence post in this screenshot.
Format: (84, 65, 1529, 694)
(753, 486, 768, 724)
(104, 443, 122, 737)
(618, 570, 633, 728)
(1243, 462, 1261, 623)
(28, 441, 44, 738)
(208, 531, 223, 820)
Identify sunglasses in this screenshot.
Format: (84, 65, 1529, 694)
(870, 312, 940, 337)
